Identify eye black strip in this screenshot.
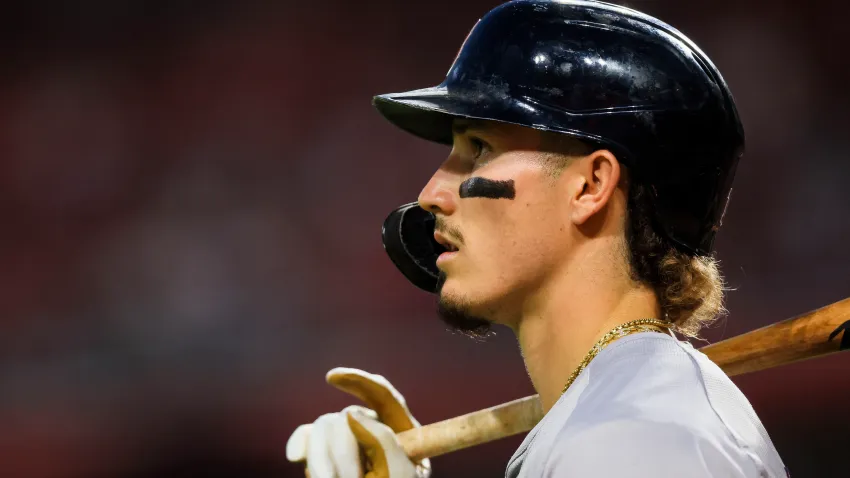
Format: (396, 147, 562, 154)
(459, 177, 516, 200)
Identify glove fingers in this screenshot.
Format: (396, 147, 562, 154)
(326, 368, 417, 434)
(341, 405, 378, 421)
(307, 415, 338, 478)
(347, 412, 392, 478)
(286, 424, 311, 462)
(347, 412, 430, 478)
(327, 413, 364, 478)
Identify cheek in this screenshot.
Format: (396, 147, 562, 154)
(509, 206, 564, 269)
(465, 193, 564, 279)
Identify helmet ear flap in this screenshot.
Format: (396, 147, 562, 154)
(381, 203, 445, 292)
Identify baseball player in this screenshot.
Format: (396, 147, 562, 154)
(287, 1, 789, 476)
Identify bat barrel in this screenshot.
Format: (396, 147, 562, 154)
(701, 297, 850, 376)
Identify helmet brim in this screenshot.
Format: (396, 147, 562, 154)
(373, 86, 527, 147)
(373, 86, 623, 159)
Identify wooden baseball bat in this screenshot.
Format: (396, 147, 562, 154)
(396, 296, 850, 462)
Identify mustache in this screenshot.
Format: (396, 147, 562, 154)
(433, 216, 465, 246)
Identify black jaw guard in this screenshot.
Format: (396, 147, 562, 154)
(381, 202, 445, 293)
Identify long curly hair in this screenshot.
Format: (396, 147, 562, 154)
(541, 131, 727, 338)
(624, 180, 727, 338)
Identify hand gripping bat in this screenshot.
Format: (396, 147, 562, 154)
(389, 296, 850, 462)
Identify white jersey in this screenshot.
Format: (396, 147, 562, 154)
(505, 332, 788, 478)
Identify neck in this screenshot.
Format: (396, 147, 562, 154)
(513, 247, 661, 413)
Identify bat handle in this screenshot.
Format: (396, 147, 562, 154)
(396, 395, 544, 462)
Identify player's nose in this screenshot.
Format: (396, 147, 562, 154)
(418, 168, 458, 216)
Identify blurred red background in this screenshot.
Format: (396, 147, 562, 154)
(0, 0, 848, 476)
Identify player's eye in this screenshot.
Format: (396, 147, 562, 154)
(469, 136, 490, 161)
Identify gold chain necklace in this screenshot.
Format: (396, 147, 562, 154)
(561, 318, 671, 395)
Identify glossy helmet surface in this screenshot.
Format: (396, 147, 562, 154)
(375, 0, 744, 293)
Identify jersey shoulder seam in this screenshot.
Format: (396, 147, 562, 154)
(676, 343, 768, 474)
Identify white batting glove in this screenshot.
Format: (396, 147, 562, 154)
(286, 367, 432, 478)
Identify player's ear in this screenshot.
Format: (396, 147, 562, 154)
(568, 150, 621, 225)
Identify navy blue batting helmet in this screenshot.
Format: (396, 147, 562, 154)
(376, 0, 744, 293)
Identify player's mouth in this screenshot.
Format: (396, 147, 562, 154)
(434, 231, 460, 265)
(436, 248, 458, 266)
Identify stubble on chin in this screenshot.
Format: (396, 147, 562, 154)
(435, 272, 493, 339)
